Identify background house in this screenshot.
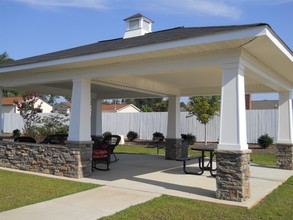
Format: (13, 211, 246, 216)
(53, 102, 140, 113)
(251, 100, 293, 109)
(102, 104, 140, 113)
(2, 97, 53, 113)
(53, 102, 71, 114)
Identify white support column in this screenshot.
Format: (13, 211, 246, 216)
(91, 99, 103, 136)
(216, 62, 251, 202)
(68, 78, 92, 142)
(165, 96, 182, 160)
(0, 88, 2, 136)
(218, 62, 248, 151)
(167, 96, 181, 139)
(277, 91, 293, 144)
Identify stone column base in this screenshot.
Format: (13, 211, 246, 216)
(215, 149, 251, 202)
(276, 144, 293, 170)
(165, 138, 185, 160)
(66, 141, 93, 178)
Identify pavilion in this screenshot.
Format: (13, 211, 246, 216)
(0, 14, 292, 202)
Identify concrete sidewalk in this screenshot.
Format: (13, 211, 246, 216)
(0, 186, 160, 220)
(0, 154, 292, 220)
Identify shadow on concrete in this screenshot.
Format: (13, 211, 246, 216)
(88, 153, 216, 198)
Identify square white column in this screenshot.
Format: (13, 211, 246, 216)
(218, 63, 248, 151)
(0, 88, 2, 136)
(68, 79, 92, 142)
(277, 91, 293, 144)
(167, 96, 181, 139)
(91, 99, 103, 136)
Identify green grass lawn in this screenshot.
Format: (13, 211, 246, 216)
(116, 145, 277, 167)
(0, 170, 98, 212)
(101, 176, 293, 220)
(115, 145, 162, 155)
(250, 153, 276, 167)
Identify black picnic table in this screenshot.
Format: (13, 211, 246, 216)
(179, 146, 217, 177)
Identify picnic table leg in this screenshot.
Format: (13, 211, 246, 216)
(199, 151, 207, 170)
(183, 157, 204, 175)
(209, 151, 217, 177)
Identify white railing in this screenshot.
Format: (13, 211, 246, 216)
(2, 110, 278, 143)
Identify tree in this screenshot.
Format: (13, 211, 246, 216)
(180, 102, 187, 111)
(36, 113, 69, 141)
(0, 52, 20, 97)
(40, 94, 60, 106)
(186, 96, 220, 145)
(14, 92, 42, 136)
(0, 52, 13, 63)
(2, 90, 21, 97)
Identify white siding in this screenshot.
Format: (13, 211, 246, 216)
(117, 106, 140, 113)
(2, 106, 15, 114)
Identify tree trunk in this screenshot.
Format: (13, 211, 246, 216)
(205, 123, 207, 146)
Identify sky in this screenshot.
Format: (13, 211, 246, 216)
(0, 0, 292, 101)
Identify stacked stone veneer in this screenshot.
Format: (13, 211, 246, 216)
(215, 149, 251, 202)
(165, 138, 185, 160)
(0, 141, 93, 178)
(276, 144, 293, 170)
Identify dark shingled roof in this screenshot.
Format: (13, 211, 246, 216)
(0, 23, 268, 68)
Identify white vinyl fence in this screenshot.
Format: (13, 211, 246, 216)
(2, 110, 278, 143)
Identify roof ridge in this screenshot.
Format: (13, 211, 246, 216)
(183, 23, 269, 29)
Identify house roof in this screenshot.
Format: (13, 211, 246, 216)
(102, 104, 129, 111)
(0, 23, 276, 68)
(0, 21, 292, 100)
(54, 102, 71, 108)
(102, 104, 140, 111)
(2, 96, 52, 107)
(54, 102, 140, 111)
(2, 97, 23, 105)
(251, 100, 279, 109)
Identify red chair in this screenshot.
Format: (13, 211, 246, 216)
(92, 135, 121, 171)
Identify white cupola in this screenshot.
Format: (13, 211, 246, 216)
(123, 13, 154, 39)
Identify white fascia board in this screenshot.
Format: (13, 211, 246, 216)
(265, 28, 293, 62)
(127, 104, 141, 112)
(0, 26, 267, 74)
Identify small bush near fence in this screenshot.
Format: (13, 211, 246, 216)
(103, 131, 112, 138)
(12, 129, 21, 138)
(182, 133, 196, 145)
(153, 132, 165, 141)
(127, 131, 138, 141)
(257, 134, 273, 148)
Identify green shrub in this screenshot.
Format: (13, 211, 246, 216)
(186, 133, 196, 145)
(257, 134, 273, 148)
(103, 131, 112, 138)
(35, 114, 69, 141)
(127, 131, 138, 141)
(12, 129, 21, 138)
(153, 132, 165, 141)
